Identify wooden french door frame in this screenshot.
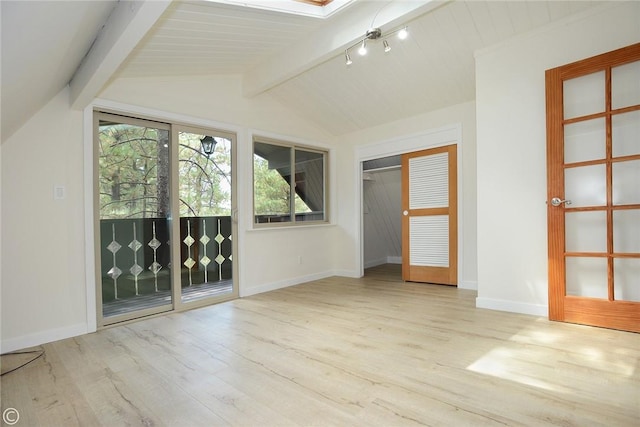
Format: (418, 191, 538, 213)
(546, 43, 640, 333)
(401, 144, 458, 285)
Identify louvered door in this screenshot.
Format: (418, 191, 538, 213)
(401, 145, 457, 285)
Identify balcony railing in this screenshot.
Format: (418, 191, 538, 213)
(255, 211, 324, 224)
(100, 216, 232, 316)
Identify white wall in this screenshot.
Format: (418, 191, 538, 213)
(1, 75, 337, 352)
(475, 2, 640, 316)
(1, 88, 88, 351)
(332, 101, 478, 288)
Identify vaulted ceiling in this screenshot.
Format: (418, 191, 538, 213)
(1, 0, 606, 140)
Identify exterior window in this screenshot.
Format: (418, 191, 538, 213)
(253, 138, 327, 225)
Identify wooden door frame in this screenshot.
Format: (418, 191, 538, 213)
(355, 124, 465, 287)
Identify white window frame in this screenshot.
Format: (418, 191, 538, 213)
(252, 136, 329, 227)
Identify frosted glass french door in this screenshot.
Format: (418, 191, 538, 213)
(546, 43, 640, 333)
(401, 145, 457, 285)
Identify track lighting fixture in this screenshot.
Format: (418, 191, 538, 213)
(343, 25, 408, 66)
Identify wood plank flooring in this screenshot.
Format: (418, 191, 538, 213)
(2, 264, 639, 426)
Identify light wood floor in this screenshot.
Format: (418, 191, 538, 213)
(2, 264, 639, 426)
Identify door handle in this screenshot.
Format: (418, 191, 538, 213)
(550, 197, 572, 207)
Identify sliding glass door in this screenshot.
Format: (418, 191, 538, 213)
(176, 126, 236, 305)
(95, 114, 237, 326)
(96, 113, 173, 324)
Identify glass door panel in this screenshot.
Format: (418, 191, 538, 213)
(564, 164, 607, 207)
(177, 129, 235, 304)
(97, 114, 173, 323)
(612, 61, 640, 109)
(562, 70, 605, 119)
(612, 160, 640, 205)
(612, 110, 640, 157)
(566, 257, 608, 298)
(564, 118, 605, 163)
(565, 211, 607, 253)
(614, 259, 640, 302)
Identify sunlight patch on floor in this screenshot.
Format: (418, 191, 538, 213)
(467, 321, 639, 391)
(466, 347, 569, 393)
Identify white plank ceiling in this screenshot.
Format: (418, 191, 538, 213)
(2, 0, 608, 139)
(114, 0, 605, 136)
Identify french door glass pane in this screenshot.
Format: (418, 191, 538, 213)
(612, 110, 640, 157)
(565, 164, 606, 207)
(566, 257, 607, 298)
(178, 132, 233, 302)
(612, 60, 640, 109)
(565, 211, 607, 253)
(613, 210, 640, 253)
(564, 118, 605, 163)
(563, 71, 605, 119)
(98, 119, 172, 318)
(614, 259, 640, 302)
(612, 160, 640, 205)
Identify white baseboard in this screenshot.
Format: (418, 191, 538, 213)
(476, 297, 548, 317)
(332, 269, 361, 278)
(364, 258, 387, 269)
(364, 257, 402, 269)
(1, 322, 88, 354)
(459, 280, 477, 291)
(240, 271, 336, 297)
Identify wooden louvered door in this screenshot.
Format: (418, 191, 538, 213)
(546, 43, 640, 333)
(401, 145, 457, 285)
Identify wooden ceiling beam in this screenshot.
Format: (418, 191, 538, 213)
(69, 0, 172, 110)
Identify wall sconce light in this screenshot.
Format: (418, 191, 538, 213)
(344, 26, 408, 66)
(200, 136, 217, 156)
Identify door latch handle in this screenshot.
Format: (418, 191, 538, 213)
(550, 197, 572, 207)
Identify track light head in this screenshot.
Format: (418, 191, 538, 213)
(358, 40, 367, 56)
(383, 40, 391, 53)
(398, 26, 408, 40)
(345, 51, 353, 66)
